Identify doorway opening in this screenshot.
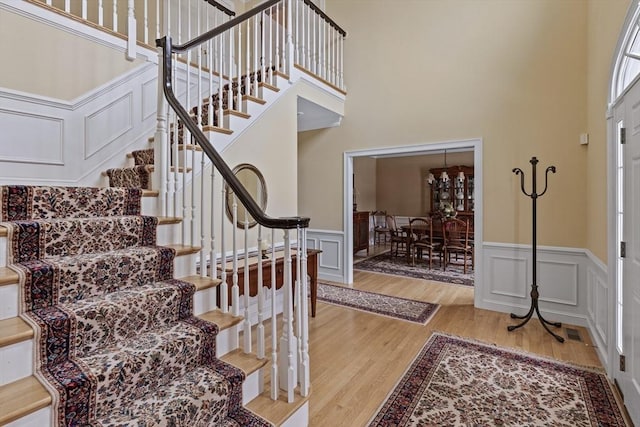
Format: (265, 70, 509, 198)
(343, 138, 483, 307)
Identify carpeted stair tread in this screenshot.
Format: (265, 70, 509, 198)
(105, 165, 153, 189)
(1, 186, 142, 221)
(16, 245, 174, 307)
(91, 365, 244, 426)
(6, 215, 158, 262)
(77, 320, 217, 413)
(41, 279, 195, 357)
(130, 148, 154, 165)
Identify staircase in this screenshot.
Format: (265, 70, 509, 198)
(0, 185, 311, 426)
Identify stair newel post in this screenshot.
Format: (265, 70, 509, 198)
(243, 214, 252, 353)
(270, 227, 279, 400)
(295, 227, 302, 384)
(279, 229, 298, 403)
(299, 227, 310, 397)
(220, 182, 228, 313)
(231, 195, 240, 317)
(155, 40, 169, 217)
(257, 225, 265, 359)
(508, 156, 564, 342)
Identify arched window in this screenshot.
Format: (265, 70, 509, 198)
(612, 4, 640, 101)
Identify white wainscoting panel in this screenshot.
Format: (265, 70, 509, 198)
(488, 255, 528, 299)
(84, 92, 133, 159)
(0, 109, 63, 165)
(141, 77, 157, 121)
(585, 250, 610, 372)
(479, 243, 588, 327)
(307, 229, 344, 283)
(538, 260, 578, 306)
(0, 63, 158, 186)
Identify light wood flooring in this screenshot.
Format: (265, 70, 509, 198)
(308, 244, 605, 427)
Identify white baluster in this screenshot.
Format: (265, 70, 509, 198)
(275, 3, 280, 76)
(143, 0, 148, 45)
(98, 0, 104, 27)
(270, 228, 279, 399)
(232, 196, 240, 317)
(210, 169, 217, 281)
(299, 228, 310, 396)
(228, 28, 234, 113)
(81, 0, 87, 20)
(65, 0, 70, 13)
(295, 227, 302, 391)
(243, 215, 252, 353)
(126, 0, 136, 59)
(200, 151, 206, 278)
(245, 18, 250, 99)
(257, 226, 265, 359)
(218, 34, 224, 127)
(220, 185, 229, 313)
(237, 22, 242, 113)
(279, 230, 297, 403)
(155, 0, 160, 39)
(253, 15, 259, 97)
(261, 10, 266, 89)
(112, 0, 117, 32)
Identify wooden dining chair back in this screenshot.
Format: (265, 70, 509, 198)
(372, 210, 390, 245)
(408, 217, 442, 268)
(442, 217, 473, 273)
(387, 215, 407, 257)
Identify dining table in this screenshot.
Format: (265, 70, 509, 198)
(400, 219, 474, 265)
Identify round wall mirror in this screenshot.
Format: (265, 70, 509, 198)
(225, 163, 268, 228)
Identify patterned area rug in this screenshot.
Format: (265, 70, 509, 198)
(355, 252, 474, 286)
(369, 333, 627, 426)
(317, 283, 439, 324)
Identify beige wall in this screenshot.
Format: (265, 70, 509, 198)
(353, 157, 377, 213)
(0, 8, 142, 100)
(375, 151, 474, 217)
(299, 0, 608, 251)
(585, 0, 630, 262)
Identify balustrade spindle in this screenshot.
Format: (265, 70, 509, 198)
(112, 0, 117, 31)
(231, 196, 240, 317)
(237, 23, 242, 113)
(282, 230, 297, 403)
(64, 0, 70, 13)
(257, 226, 265, 359)
(243, 216, 252, 353)
(220, 184, 229, 313)
(210, 169, 217, 281)
(270, 228, 279, 399)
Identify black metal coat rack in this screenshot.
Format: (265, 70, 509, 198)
(508, 157, 564, 343)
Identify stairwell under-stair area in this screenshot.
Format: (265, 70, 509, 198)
(0, 0, 347, 425)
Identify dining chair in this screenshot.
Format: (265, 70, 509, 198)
(372, 210, 390, 245)
(442, 217, 473, 273)
(387, 215, 408, 257)
(408, 217, 442, 268)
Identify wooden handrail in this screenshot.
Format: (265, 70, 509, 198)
(301, 0, 347, 36)
(171, 0, 281, 52)
(157, 35, 310, 230)
(202, 0, 236, 17)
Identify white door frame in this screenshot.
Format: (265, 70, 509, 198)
(342, 138, 483, 306)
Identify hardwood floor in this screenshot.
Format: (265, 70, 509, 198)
(307, 259, 603, 427)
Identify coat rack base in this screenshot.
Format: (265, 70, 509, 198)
(507, 284, 564, 342)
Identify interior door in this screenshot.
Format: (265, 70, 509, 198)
(617, 79, 640, 425)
